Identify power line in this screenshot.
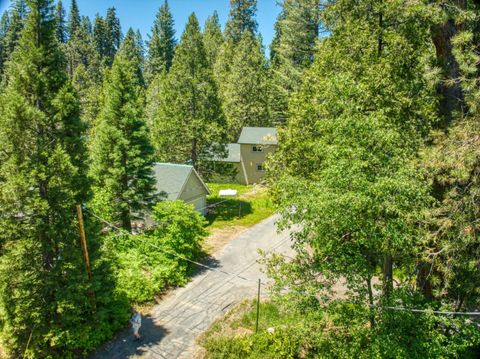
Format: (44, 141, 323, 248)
(83, 207, 259, 284)
(84, 207, 480, 318)
(368, 304, 480, 316)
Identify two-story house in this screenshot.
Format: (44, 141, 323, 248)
(214, 127, 278, 185)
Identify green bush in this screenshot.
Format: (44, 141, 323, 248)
(103, 200, 207, 303)
(201, 300, 480, 359)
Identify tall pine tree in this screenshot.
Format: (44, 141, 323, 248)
(224, 0, 257, 43)
(0, 11, 9, 77)
(203, 11, 224, 66)
(105, 7, 122, 66)
(149, 13, 225, 171)
(67, 0, 80, 40)
(270, 0, 320, 124)
(54, 0, 67, 43)
(90, 28, 155, 232)
(0, 0, 28, 76)
(0, 0, 127, 356)
(145, 0, 176, 83)
(222, 30, 271, 138)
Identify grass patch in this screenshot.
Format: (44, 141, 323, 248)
(205, 183, 274, 230)
(198, 300, 310, 359)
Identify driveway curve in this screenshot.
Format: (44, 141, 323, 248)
(94, 214, 292, 359)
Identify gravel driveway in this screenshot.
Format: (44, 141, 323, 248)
(93, 214, 293, 359)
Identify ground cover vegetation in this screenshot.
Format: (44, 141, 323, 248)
(206, 183, 274, 231)
(0, 0, 479, 357)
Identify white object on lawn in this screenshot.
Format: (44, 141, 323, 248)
(218, 189, 238, 197)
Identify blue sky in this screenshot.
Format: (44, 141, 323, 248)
(0, 0, 281, 48)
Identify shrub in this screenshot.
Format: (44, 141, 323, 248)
(201, 299, 480, 359)
(103, 200, 207, 303)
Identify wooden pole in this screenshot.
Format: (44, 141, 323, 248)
(76, 205, 96, 313)
(255, 278, 261, 333)
(76, 205, 92, 280)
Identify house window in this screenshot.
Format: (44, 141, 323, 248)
(256, 163, 264, 172)
(252, 145, 263, 152)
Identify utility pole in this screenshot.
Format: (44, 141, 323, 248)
(255, 278, 261, 333)
(76, 205, 96, 313)
(76, 205, 93, 280)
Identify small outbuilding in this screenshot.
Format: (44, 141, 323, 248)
(153, 163, 211, 215)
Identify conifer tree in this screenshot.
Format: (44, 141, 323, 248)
(90, 28, 155, 232)
(135, 28, 145, 63)
(0, 0, 127, 356)
(105, 7, 122, 66)
(224, 0, 257, 43)
(145, 0, 176, 83)
(82, 14, 92, 34)
(93, 13, 107, 57)
(93, 9, 121, 67)
(0, 12, 9, 76)
(270, 0, 320, 124)
(222, 30, 270, 138)
(0, 0, 27, 74)
(54, 0, 67, 43)
(67, 0, 80, 40)
(65, 3, 99, 78)
(203, 11, 224, 66)
(150, 13, 225, 171)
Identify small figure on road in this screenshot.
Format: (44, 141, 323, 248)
(130, 311, 142, 341)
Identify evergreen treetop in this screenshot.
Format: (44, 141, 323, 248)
(203, 10, 224, 66)
(67, 0, 80, 39)
(90, 26, 155, 231)
(145, 0, 176, 82)
(54, 0, 67, 43)
(224, 0, 258, 43)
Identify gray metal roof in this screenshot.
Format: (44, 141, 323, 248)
(237, 127, 278, 145)
(213, 143, 241, 163)
(153, 163, 209, 200)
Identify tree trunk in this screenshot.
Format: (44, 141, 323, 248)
(121, 152, 132, 232)
(367, 276, 376, 328)
(416, 261, 433, 300)
(382, 254, 393, 297)
(191, 137, 198, 169)
(431, 0, 466, 127)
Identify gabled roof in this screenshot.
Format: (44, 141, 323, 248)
(153, 163, 210, 200)
(213, 143, 241, 163)
(237, 127, 278, 145)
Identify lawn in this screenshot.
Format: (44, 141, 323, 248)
(205, 183, 275, 230)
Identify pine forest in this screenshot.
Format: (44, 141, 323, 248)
(0, 0, 479, 358)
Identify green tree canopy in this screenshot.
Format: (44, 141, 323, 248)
(145, 0, 176, 83)
(270, 0, 320, 124)
(148, 13, 225, 172)
(67, 0, 80, 40)
(224, 0, 257, 43)
(203, 11, 224, 66)
(90, 28, 155, 232)
(54, 0, 67, 43)
(0, 0, 28, 76)
(222, 30, 271, 139)
(0, 0, 127, 356)
(270, 0, 437, 302)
